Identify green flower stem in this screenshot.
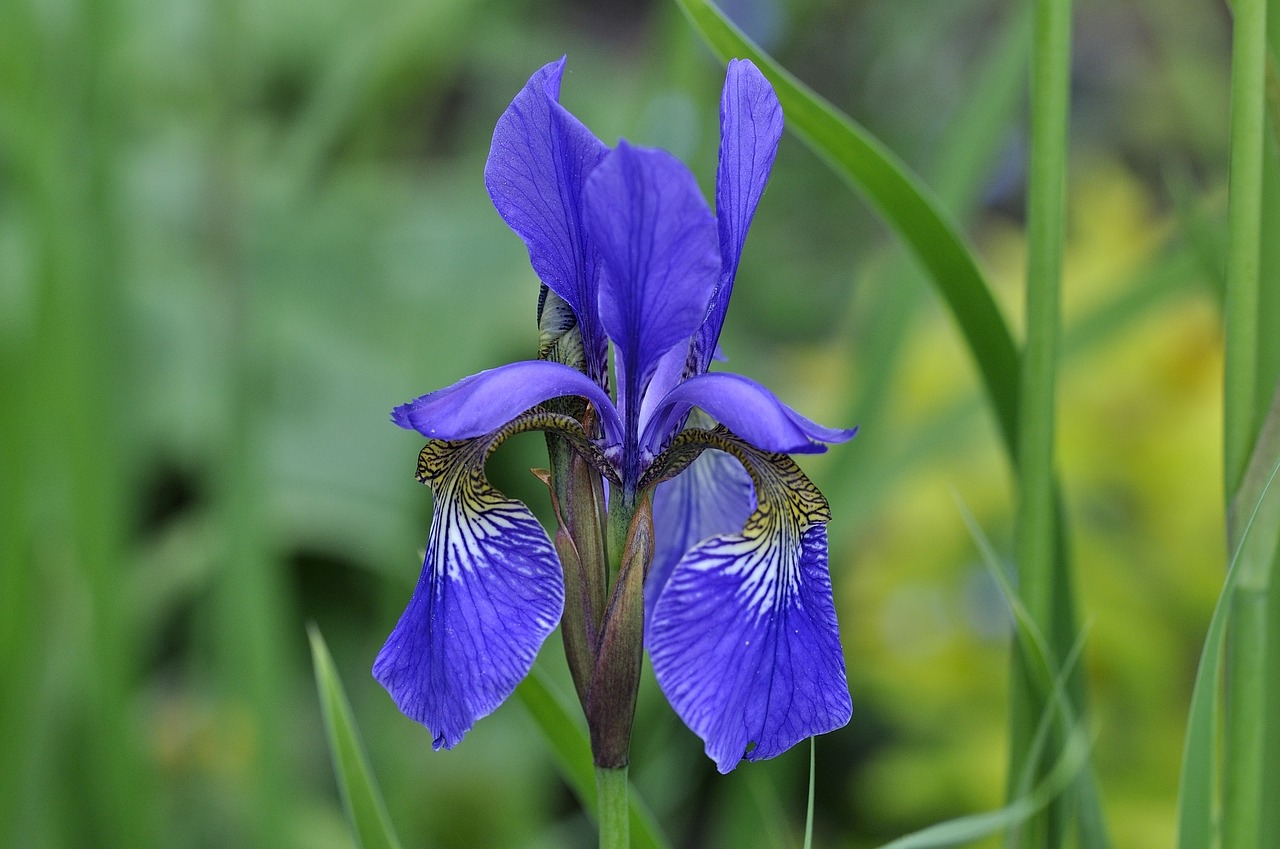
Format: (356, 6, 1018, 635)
(1224, 585, 1269, 849)
(596, 766, 630, 849)
(1010, 0, 1072, 845)
(1222, 0, 1271, 845)
(1224, 0, 1268, 498)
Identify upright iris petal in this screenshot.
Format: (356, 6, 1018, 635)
(585, 141, 720, 474)
(697, 58, 785, 371)
(485, 57, 611, 384)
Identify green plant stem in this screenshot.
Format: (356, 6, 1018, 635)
(1223, 587, 1269, 849)
(1224, 0, 1268, 498)
(1009, 0, 1072, 845)
(1222, 0, 1271, 845)
(597, 766, 630, 849)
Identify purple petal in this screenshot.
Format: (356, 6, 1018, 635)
(695, 60, 783, 372)
(585, 141, 720, 427)
(484, 57, 610, 381)
(392, 360, 622, 448)
(650, 512, 850, 771)
(642, 371, 856, 455)
(374, 438, 565, 749)
(645, 447, 755, 630)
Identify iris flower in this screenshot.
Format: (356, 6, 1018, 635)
(375, 56, 854, 773)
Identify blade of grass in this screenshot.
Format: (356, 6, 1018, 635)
(869, 725, 1087, 849)
(1221, 0, 1272, 845)
(673, 0, 1021, 453)
(308, 627, 404, 849)
(957, 495, 1108, 849)
(825, 0, 1030, 505)
(1224, 0, 1268, 497)
(1177, 429, 1280, 849)
(515, 668, 670, 849)
(1009, 0, 1073, 846)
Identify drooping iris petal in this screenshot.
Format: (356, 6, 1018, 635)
(392, 360, 622, 448)
(374, 433, 565, 751)
(484, 57, 610, 382)
(645, 446, 755, 629)
(585, 141, 720, 436)
(642, 371, 855, 455)
(648, 436, 851, 772)
(693, 59, 784, 372)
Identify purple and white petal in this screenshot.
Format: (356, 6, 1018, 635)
(642, 371, 855, 455)
(374, 437, 565, 750)
(585, 141, 720, 426)
(484, 57, 610, 381)
(645, 447, 755, 629)
(648, 446, 850, 772)
(694, 59, 784, 371)
(392, 360, 622, 448)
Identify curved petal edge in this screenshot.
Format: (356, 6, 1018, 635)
(643, 371, 856, 455)
(392, 360, 622, 447)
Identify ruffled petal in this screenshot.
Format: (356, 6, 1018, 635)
(648, 438, 851, 772)
(392, 360, 622, 448)
(694, 59, 784, 372)
(585, 141, 720, 433)
(642, 371, 855, 455)
(484, 57, 610, 381)
(374, 433, 565, 750)
(645, 446, 755, 630)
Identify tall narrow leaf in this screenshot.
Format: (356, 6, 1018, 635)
(673, 0, 1021, 452)
(1177, 440, 1280, 849)
(308, 626, 404, 849)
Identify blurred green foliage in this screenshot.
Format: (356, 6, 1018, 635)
(0, 0, 1235, 846)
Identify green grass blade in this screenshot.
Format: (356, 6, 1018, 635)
(871, 730, 1089, 849)
(1177, 435, 1280, 849)
(1223, 0, 1269, 497)
(308, 625, 404, 849)
(672, 0, 1021, 453)
(1010, 0, 1073, 845)
(955, 494, 1110, 849)
(515, 668, 671, 849)
(1220, 0, 1273, 844)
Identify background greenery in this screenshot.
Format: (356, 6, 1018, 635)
(0, 0, 1244, 846)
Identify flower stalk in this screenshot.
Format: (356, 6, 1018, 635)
(595, 764, 630, 849)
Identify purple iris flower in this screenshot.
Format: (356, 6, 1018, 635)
(375, 56, 855, 773)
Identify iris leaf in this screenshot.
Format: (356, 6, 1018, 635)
(673, 0, 1021, 453)
(308, 626, 404, 849)
(1179, 400, 1280, 849)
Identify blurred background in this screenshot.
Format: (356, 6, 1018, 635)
(0, 0, 1234, 846)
